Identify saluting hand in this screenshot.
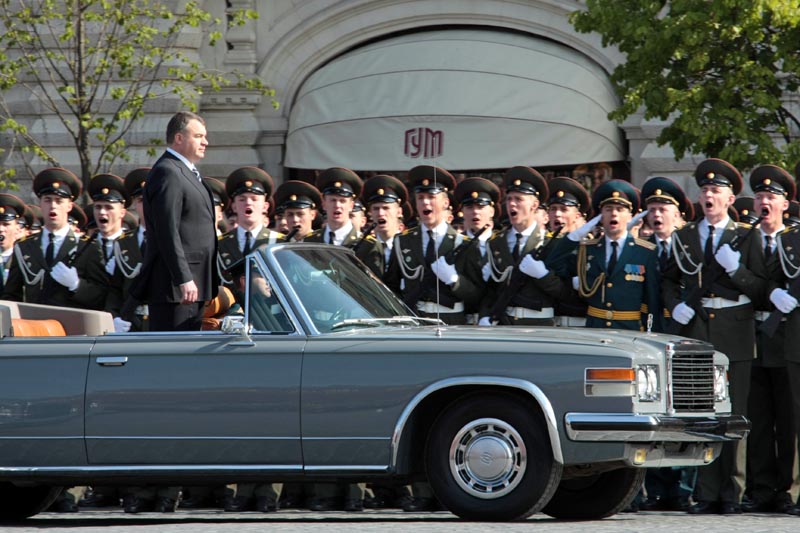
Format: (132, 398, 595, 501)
(568, 214, 602, 242)
(181, 279, 199, 304)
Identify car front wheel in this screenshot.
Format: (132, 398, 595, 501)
(541, 467, 645, 519)
(0, 483, 62, 521)
(425, 392, 562, 521)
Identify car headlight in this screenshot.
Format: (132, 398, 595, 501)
(636, 364, 660, 402)
(714, 365, 729, 402)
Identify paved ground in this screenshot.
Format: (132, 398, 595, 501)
(2, 509, 798, 533)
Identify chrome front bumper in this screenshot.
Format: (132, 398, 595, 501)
(565, 413, 750, 442)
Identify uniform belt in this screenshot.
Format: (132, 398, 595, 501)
(506, 306, 554, 319)
(587, 306, 641, 321)
(553, 316, 586, 327)
(417, 301, 464, 314)
(754, 310, 786, 323)
(135, 304, 149, 316)
(701, 294, 750, 309)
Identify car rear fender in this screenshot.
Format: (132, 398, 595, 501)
(391, 377, 563, 471)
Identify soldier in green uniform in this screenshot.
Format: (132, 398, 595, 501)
(662, 158, 767, 515)
(548, 179, 661, 331)
(545, 177, 592, 327)
(740, 165, 796, 514)
(303, 167, 383, 278)
(204, 177, 228, 236)
(362, 174, 409, 278)
(385, 165, 483, 328)
(454, 177, 498, 325)
(1, 168, 107, 310)
(478, 167, 563, 326)
(216, 167, 284, 513)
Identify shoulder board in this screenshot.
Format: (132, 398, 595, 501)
(580, 238, 601, 246)
(120, 229, 136, 239)
(79, 234, 94, 242)
(780, 226, 795, 235)
(461, 234, 472, 242)
(400, 228, 414, 236)
(362, 234, 377, 243)
(304, 231, 316, 239)
(737, 222, 752, 230)
(634, 237, 657, 250)
(16, 234, 34, 244)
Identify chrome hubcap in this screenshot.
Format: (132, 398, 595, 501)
(449, 417, 527, 499)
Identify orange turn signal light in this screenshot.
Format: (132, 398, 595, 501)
(586, 368, 635, 381)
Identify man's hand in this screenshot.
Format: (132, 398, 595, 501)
(180, 280, 199, 304)
(519, 255, 549, 279)
(672, 302, 696, 325)
(431, 256, 459, 285)
(715, 244, 741, 274)
(568, 213, 602, 242)
(51, 262, 80, 291)
(770, 288, 798, 314)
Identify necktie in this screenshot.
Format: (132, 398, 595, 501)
(328, 230, 335, 245)
(243, 231, 252, 255)
(0, 256, 5, 288)
(45, 232, 55, 268)
(425, 230, 436, 265)
(704, 225, 715, 264)
(607, 240, 618, 273)
(513, 232, 523, 263)
(102, 237, 111, 263)
(191, 167, 201, 182)
(658, 240, 669, 271)
(764, 235, 773, 260)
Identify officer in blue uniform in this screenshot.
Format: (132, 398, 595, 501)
(548, 179, 660, 331)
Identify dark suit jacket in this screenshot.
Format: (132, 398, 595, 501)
(133, 151, 219, 304)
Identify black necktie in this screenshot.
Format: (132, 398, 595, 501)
(45, 232, 55, 268)
(704, 225, 715, 264)
(425, 230, 436, 265)
(102, 237, 111, 263)
(764, 235, 773, 260)
(658, 240, 669, 271)
(513, 232, 523, 263)
(243, 231, 252, 255)
(607, 240, 618, 273)
(328, 231, 335, 245)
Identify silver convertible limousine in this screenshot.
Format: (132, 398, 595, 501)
(0, 243, 748, 521)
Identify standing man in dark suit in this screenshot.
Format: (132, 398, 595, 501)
(662, 158, 767, 515)
(133, 111, 219, 331)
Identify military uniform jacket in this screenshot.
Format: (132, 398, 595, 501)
(103, 232, 144, 319)
(384, 224, 483, 311)
(549, 233, 661, 331)
(217, 227, 284, 284)
(1, 230, 108, 309)
(479, 225, 563, 318)
(304, 226, 384, 278)
(768, 226, 800, 363)
(661, 219, 767, 362)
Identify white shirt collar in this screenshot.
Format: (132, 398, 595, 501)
(327, 221, 354, 245)
(166, 147, 197, 173)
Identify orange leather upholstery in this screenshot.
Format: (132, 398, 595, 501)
(12, 318, 67, 337)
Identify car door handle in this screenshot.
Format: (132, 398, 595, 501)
(96, 356, 128, 366)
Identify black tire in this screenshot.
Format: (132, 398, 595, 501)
(0, 483, 62, 521)
(425, 392, 562, 521)
(541, 467, 645, 519)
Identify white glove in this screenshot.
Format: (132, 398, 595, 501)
(672, 302, 696, 325)
(572, 276, 580, 291)
(519, 255, 549, 279)
(714, 244, 741, 274)
(51, 262, 80, 291)
(481, 261, 491, 282)
(113, 317, 132, 333)
(627, 209, 649, 230)
(568, 213, 602, 242)
(478, 316, 493, 326)
(431, 256, 458, 285)
(770, 288, 798, 314)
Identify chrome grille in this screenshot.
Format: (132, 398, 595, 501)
(670, 349, 715, 412)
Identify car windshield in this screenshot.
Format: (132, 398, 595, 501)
(271, 246, 412, 333)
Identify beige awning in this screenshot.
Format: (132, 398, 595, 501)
(285, 28, 625, 171)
